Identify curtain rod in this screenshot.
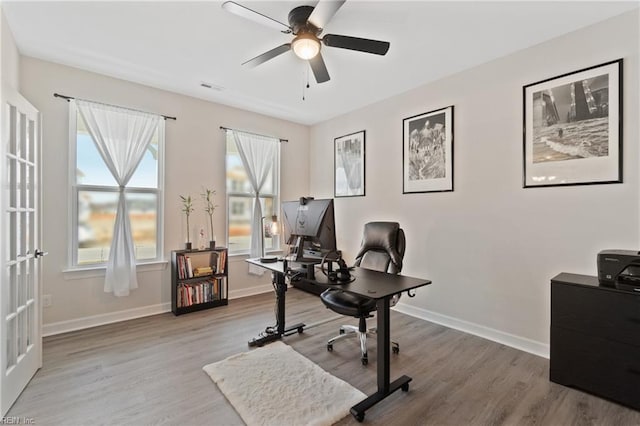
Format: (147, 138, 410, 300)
(220, 126, 288, 143)
(53, 93, 177, 121)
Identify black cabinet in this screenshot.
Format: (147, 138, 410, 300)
(171, 248, 228, 315)
(550, 273, 640, 410)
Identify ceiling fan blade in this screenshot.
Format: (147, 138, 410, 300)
(307, 0, 346, 30)
(222, 1, 291, 33)
(242, 44, 291, 68)
(323, 34, 390, 55)
(309, 52, 330, 84)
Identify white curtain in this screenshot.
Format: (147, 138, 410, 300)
(76, 100, 161, 296)
(232, 130, 278, 275)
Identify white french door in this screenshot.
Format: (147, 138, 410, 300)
(1, 85, 42, 416)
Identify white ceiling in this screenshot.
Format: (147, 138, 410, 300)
(3, 1, 638, 125)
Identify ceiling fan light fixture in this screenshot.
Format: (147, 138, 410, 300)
(292, 33, 320, 60)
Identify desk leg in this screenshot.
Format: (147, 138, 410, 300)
(248, 271, 304, 347)
(350, 296, 411, 422)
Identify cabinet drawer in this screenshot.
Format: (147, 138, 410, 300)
(550, 326, 640, 410)
(552, 281, 640, 347)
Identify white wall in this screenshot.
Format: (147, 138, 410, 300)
(19, 57, 310, 331)
(1, 8, 19, 90)
(309, 10, 639, 356)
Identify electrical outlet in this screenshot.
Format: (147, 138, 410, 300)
(43, 294, 52, 308)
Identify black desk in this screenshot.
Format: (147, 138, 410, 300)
(246, 258, 431, 421)
(245, 258, 306, 347)
(313, 267, 431, 422)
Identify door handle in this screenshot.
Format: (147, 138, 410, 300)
(34, 249, 48, 259)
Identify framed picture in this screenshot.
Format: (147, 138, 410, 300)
(403, 106, 454, 193)
(523, 59, 622, 188)
(334, 130, 365, 197)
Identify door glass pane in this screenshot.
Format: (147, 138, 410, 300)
(26, 303, 33, 347)
(15, 211, 21, 262)
(6, 316, 16, 369)
(17, 309, 25, 356)
(26, 164, 33, 209)
(19, 112, 26, 161)
(26, 258, 34, 302)
(7, 105, 17, 155)
(20, 212, 27, 257)
(27, 211, 34, 258)
(7, 157, 16, 208)
(77, 190, 118, 265)
(8, 265, 16, 314)
(8, 212, 16, 261)
(14, 161, 21, 209)
(17, 262, 25, 307)
(126, 192, 157, 260)
(27, 117, 34, 163)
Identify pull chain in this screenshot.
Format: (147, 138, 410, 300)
(302, 66, 310, 101)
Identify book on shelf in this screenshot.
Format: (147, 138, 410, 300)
(186, 257, 193, 278)
(176, 277, 226, 308)
(194, 266, 213, 277)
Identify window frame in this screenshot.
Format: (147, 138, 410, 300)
(67, 102, 165, 269)
(225, 133, 280, 256)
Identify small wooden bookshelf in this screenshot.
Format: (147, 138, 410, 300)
(171, 247, 228, 316)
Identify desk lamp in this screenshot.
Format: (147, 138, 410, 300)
(260, 215, 279, 263)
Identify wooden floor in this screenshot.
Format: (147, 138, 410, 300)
(8, 288, 640, 425)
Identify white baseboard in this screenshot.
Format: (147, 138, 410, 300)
(229, 284, 273, 300)
(43, 303, 171, 337)
(393, 302, 549, 359)
(42, 285, 274, 337)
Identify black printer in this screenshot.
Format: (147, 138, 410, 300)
(597, 249, 640, 292)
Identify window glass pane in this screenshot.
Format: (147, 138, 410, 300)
(127, 137, 159, 188)
(228, 196, 276, 253)
(127, 192, 157, 260)
(77, 190, 118, 265)
(77, 190, 158, 264)
(228, 195, 251, 252)
(262, 197, 276, 251)
(76, 114, 158, 188)
(76, 132, 117, 186)
(226, 140, 252, 195)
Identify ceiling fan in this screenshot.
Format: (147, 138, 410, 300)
(221, 0, 390, 84)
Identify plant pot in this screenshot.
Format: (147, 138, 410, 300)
(209, 240, 216, 249)
(185, 242, 192, 250)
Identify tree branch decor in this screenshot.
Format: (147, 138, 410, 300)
(201, 188, 218, 246)
(180, 194, 194, 249)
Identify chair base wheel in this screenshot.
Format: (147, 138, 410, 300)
(353, 412, 364, 422)
(401, 383, 409, 392)
(327, 344, 333, 352)
(361, 357, 368, 366)
(339, 328, 345, 335)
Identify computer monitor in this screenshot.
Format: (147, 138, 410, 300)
(281, 197, 337, 262)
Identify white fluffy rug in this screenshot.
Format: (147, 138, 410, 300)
(203, 341, 365, 426)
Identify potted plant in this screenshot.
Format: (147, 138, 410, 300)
(201, 188, 218, 249)
(180, 194, 194, 250)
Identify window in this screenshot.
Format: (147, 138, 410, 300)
(225, 133, 280, 255)
(70, 104, 164, 266)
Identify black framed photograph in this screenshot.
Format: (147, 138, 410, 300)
(403, 106, 454, 193)
(523, 59, 622, 188)
(334, 130, 365, 197)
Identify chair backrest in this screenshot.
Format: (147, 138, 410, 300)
(354, 222, 405, 274)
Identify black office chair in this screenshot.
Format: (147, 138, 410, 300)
(320, 222, 405, 365)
